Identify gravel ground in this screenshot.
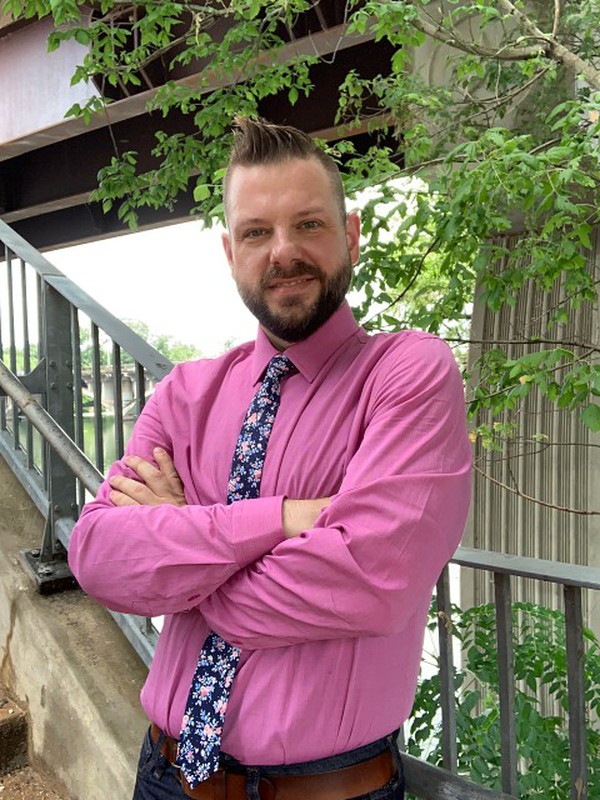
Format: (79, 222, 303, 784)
(0, 767, 67, 800)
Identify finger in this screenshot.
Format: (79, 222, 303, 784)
(123, 454, 178, 499)
(109, 475, 158, 505)
(123, 454, 161, 483)
(109, 489, 140, 507)
(153, 447, 183, 486)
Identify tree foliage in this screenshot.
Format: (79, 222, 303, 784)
(79, 319, 201, 368)
(3, 1, 600, 445)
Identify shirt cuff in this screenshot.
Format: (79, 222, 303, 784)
(230, 495, 286, 567)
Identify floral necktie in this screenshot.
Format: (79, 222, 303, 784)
(176, 354, 296, 788)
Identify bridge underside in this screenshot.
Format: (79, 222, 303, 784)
(0, 5, 397, 251)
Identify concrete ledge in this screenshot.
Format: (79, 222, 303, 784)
(0, 455, 148, 799)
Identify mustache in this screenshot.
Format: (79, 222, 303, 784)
(260, 263, 325, 288)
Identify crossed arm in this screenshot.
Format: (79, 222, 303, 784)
(69, 336, 471, 646)
(109, 447, 331, 539)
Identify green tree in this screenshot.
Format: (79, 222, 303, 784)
(76, 320, 200, 369)
(3, 1, 600, 431)
(123, 320, 202, 364)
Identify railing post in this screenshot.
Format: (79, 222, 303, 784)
(564, 585, 588, 800)
(0, 253, 5, 432)
(6, 250, 20, 450)
(436, 567, 457, 772)
(24, 281, 78, 593)
(91, 322, 105, 473)
(494, 572, 518, 797)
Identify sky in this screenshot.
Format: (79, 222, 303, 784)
(48, 220, 258, 357)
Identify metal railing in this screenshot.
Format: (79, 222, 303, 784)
(0, 218, 172, 662)
(420, 551, 599, 800)
(1, 218, 598, 799)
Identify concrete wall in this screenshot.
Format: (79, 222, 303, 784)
(0, 455, 148, 799)
(0, 18, 97, 146)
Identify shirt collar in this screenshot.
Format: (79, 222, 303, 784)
(251, 302, 362, 384)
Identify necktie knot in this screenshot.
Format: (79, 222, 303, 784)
(263, 354, 296, 384)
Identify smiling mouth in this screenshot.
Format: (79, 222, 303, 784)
(267, 277, 316, 290)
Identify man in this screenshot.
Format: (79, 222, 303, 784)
(69, 117, 471, 800)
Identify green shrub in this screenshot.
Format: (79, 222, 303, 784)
(407, 602, 600, 798)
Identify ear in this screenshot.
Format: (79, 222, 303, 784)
(345, 211, 361, 265)
(222, 230, 234, 272)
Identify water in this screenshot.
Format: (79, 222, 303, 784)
(15, 412, 134, 475)
(82, 415, 135, 471)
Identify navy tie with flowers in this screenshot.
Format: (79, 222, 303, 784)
(176, 354, 296, 788)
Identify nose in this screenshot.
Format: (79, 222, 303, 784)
(269, 228, 301, 267)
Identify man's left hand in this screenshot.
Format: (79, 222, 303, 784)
(109, 447, 186, 507)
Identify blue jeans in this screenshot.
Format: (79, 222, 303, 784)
(132, 727, 405, 800)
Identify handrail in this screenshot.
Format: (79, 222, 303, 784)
(0, 215, 170, 665)
(453, 545, 600, 589)
(0, 359, 102, 495)
(0, 219, 173, 380)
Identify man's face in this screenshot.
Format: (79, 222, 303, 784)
(222, 157, 360, 349)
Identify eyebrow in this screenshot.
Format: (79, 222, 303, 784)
(235, 217, 268, 228)
(235, 207, 330, 228)
(293, 206, 329, 218)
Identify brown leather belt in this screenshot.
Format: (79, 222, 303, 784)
(150, 724, 396, 800)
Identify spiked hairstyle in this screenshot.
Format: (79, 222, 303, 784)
(223, 116, 346, 222)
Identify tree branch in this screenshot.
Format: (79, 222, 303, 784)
(497, 0, 600, 90)
(362, 235, 442, 328)
(473, 465, 600, 515)
(409, 13, 544, 61)
(552, 0, 562, 39)
(475, 440, 600, 469)
(466, 349, 596, 406)
(429, 66, 552, 141)
(444, 337, 600, 355)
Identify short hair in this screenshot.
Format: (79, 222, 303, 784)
(223, 116, 346, 221)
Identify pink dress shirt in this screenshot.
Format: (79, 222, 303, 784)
(68, 302, 471, 765)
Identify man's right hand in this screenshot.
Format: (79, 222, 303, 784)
(282, 497, 331, 539)
(108, 447, 186, 507)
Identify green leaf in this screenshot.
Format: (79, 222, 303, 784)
(581, 403, 600, 432)
(577, 225, 593, 249)
(193, 183, 211, 202)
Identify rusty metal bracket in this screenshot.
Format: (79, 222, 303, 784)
(21, 544, 78, 596)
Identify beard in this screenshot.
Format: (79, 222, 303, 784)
(236, 256, 353, 344)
